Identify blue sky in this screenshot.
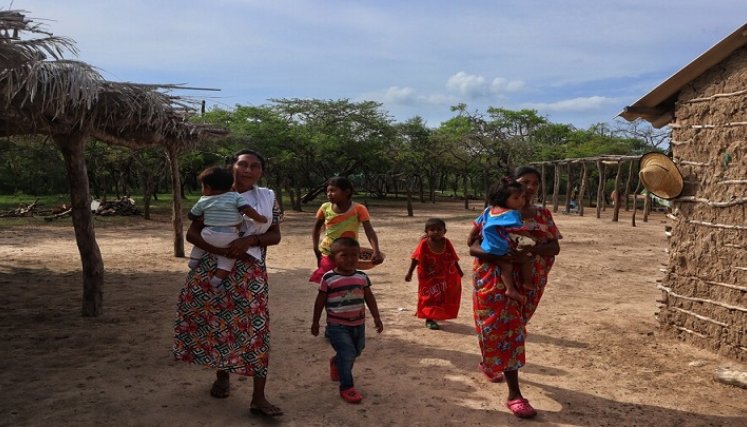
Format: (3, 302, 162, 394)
(15, 0, 747, 128)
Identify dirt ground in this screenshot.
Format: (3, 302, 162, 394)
(1, 200, 745, 427)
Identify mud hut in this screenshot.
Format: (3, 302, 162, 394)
(621, 24, 747, 361)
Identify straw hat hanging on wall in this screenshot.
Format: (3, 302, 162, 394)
(638, 152, 684, 199)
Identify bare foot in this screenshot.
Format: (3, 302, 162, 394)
(250, 397, 283, 417)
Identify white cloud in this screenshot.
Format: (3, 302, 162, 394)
(380, 86, 417, 105)
(446, 72, 488, 97)
(491, 77, 525, 93)
(446, 72, 525, 98)
(523, 96, 619, 113)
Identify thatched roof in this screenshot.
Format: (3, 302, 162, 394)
(0, 9, 226, 148)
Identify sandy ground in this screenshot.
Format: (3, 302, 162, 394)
(1, 200, 745, 427)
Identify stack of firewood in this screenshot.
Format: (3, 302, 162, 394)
(0, 200, 39, 217)
(94, 197, 140, 216)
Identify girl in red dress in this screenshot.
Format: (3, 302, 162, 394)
(405, 218, 464, 330)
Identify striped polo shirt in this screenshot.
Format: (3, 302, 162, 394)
(190, 192, 249, 227)
(319, 270, 371, 326)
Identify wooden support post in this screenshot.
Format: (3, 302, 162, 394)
(166, 144, 185, 257)
(596, 160, 603, 218)
(54, 133, 104, 317)
(612, 160, 623, 222)
(541, 164, 547, 208)
(578, 162, 588, 216)
(624, 159, 633, 211)
(601, 163, 607, 211)
(643, 193, 651, 222)
(552, 163, 560, 212)
(565, 163, 573, 213)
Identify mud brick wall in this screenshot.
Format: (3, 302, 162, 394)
(660, 46, 747, 361)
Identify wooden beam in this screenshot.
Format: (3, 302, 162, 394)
(552, 163, 560, 213)
(624, 159, 633, 211)
(54, 132, 104, 317)
(596, 160, 603, 219)
(578, 162, 588, 217)
(165, 144, 185, 258)
(612, 161, 623, 222)
(541, 164, 547, 208)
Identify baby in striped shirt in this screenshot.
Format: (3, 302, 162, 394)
(311, 237, 383, 404)
(188, 166, 267, 288)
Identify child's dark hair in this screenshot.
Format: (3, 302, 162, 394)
(488, 176, 524, 208)
(331, 236, 360, 253)
(424, 217, 446, 231)
(199, 166, 234, 192)
(327, 176, 354, 198)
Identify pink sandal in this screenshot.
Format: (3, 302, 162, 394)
(340, 387, 362, 404)
(506, 398, 537, 418)
(478, 362, 504, 383)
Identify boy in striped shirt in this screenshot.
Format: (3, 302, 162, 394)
(311, 237, 383, 404)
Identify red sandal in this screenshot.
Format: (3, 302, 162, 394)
(340, 387, 362, 404)
(478, 362, 504, 383)
(506, 398, 537, 418)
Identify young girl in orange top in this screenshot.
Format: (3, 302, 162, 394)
(310, 176, 383, 284)
(405, 218, 463, 330)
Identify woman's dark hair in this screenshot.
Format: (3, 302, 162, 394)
(513, 165, 541, 181)
(327, 176, 354, 198)
(226, 149, 266, 170)
(424, 217, 446, 231)
(488, 176, 524, 208)
(198, 166, 234, 192)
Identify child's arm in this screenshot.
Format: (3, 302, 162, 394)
(404, 259, 418, 282)
(467, 224, 481, 246)
(311, 218, 324, 264)
(239, 205, 267, 223)
(361, 220, 383, 264)
(311, 291, 326, 336)
(363, 287, 383, 333)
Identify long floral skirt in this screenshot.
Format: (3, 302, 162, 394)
(173, 254, 270, 377)
(472, 259, 547, 377)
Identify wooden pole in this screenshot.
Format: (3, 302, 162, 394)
(596, 160, 603, 218)
(552, 163, 560, 212)
(55, 133, 104, 317)
(643, 193, 651, 222)
(601, 163, 607, 211)
(578, 162, 588, 216)
(612, 160, 623, 222)
(541, 164, 547, 208)
(166, 144, 185, 257)
(624, 159, 633, 211)
(565, 163, 573, 213)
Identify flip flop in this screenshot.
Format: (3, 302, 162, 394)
(506, 398, 537, 418)
(340, 387, 362, 404)
(478, 362, 504, 383)
(425, 319, 440, 330)
(250, 403, 283, 417)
